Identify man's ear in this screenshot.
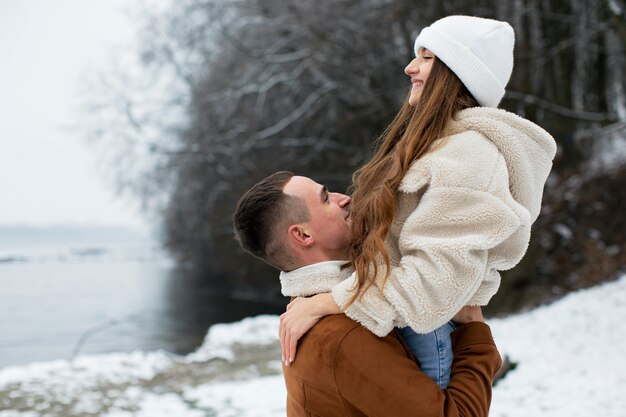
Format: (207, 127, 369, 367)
(287, 224, 314, 247)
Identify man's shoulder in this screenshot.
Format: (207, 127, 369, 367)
(282, 315, 361, 391)
(296, 315, 410, 369)
(303, 314, 364, 352)
(283, 315, 382, 415)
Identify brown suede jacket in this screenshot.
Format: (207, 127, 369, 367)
(282, 316, 501, 417)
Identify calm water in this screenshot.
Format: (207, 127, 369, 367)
(0, 228, 285, 369)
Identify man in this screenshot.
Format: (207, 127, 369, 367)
(233, 171, 501, 417)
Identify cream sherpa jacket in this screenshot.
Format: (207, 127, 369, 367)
(329, 107, 557, 337)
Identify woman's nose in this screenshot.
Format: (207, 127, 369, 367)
(405, 58, 418, 76)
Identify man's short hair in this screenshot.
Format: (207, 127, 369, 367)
(233, 171, 309, 271)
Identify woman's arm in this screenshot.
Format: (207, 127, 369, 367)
(279, 183, 522, 362)
(279, 293, 341, 364)
(334, 137, 533, 334)
(334, 183, 524, 335)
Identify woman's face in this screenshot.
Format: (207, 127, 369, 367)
(404, 48, 435, 106)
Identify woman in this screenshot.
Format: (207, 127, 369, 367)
(279, 15, 556, 388)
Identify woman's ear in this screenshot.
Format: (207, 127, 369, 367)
(287, 224, 314, 247)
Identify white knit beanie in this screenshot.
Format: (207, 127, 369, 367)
(414, 15, 515, 107)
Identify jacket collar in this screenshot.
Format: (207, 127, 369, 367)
(280, 260, 352, 297)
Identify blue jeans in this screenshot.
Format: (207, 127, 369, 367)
(397, 321, 459, 388)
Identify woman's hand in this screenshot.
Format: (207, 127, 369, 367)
(279, 293, 341, 365)
(451, 305, 484, 324)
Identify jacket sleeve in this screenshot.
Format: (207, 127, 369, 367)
(331, 272, 399, 336)
(334, 322, 502, 417)
(383, 184, 523, 332)
(333, 151, 527, 334)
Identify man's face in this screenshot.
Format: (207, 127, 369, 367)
(283, 176, 352, 258)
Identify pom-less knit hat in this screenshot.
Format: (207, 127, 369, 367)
(414, 15, 515, 107)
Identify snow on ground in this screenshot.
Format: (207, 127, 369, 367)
(488, 275, 626, 417)
(1, 275, 625, 416)
(183, 376, 285, 417)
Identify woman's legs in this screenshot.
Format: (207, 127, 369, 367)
(397, 322, 457, 388)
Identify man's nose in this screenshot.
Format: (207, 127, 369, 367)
(332, 193, 351, 207)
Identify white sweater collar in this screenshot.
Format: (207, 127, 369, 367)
(279, 260, 352, 297)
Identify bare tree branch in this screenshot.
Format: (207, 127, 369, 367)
(507, 90, 616, 122)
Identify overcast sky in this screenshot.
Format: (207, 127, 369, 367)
(0, 0, 153, 232)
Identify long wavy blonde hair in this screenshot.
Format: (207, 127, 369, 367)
(345, 57, 479, 306)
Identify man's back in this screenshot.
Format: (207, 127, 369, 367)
(283, 314, 500, 417)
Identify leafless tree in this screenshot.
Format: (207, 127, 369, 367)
(81, 0, 625, 301)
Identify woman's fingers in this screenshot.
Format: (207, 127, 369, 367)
(286, 331, 293, 365)
(280, 314, 300, 365)
(280, 312, 294, 366)
(279, 296, 324, 365)
(288, 332, 299, 363)
(279, 313, 287, 363)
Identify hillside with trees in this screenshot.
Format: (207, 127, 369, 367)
(81, 0, 625, 314)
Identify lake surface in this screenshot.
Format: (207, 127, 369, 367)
(0, 226, 286, 369)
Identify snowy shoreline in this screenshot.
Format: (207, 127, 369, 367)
(1, 275, 625, 417)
